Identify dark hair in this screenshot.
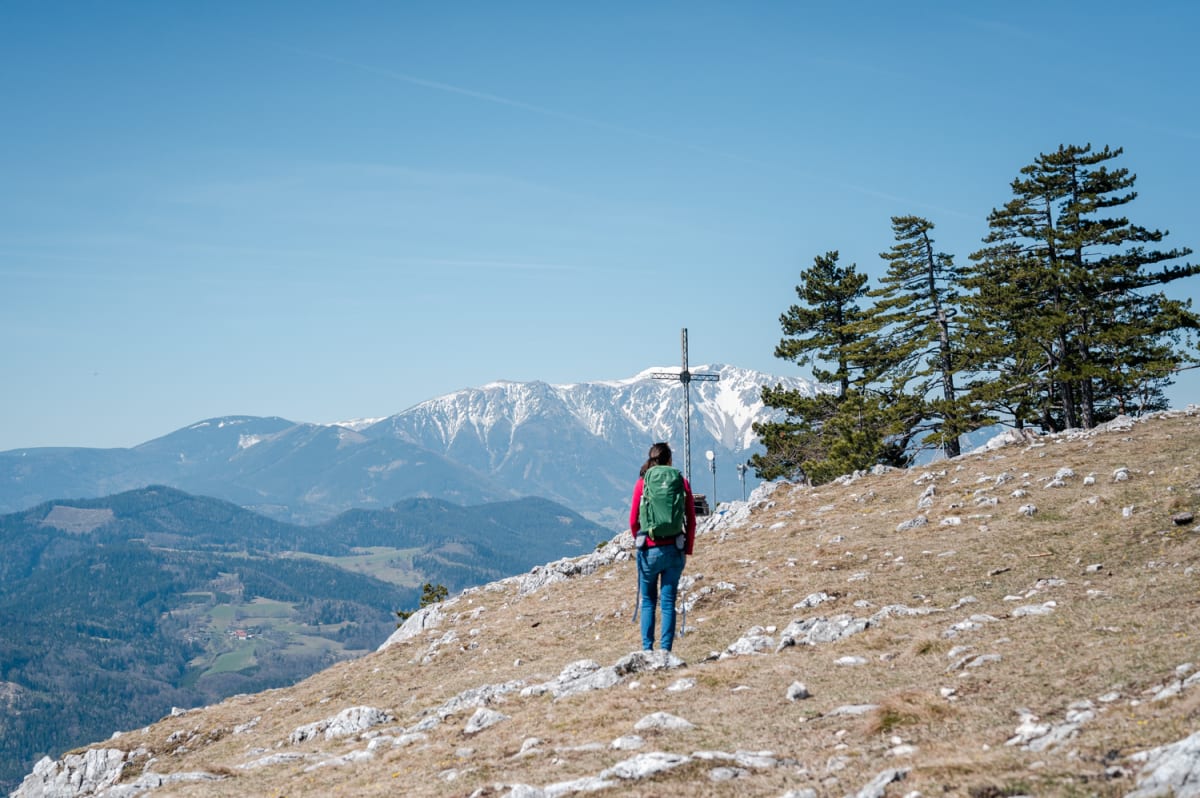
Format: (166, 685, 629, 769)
(639, 441, 673, 477)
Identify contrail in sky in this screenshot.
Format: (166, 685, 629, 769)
(283, 45, 758, 165)
(275, 43, 963, 217)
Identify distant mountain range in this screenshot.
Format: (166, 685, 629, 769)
(0, 365, 816, 527)
(0, 485, 607, 790)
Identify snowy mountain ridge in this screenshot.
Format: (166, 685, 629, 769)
(0, 364, 817, 529)
(364, 364, 818, 526)
(376, 364, 815, 453)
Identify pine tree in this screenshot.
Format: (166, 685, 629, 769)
(755, 251, 905, 483)
(964, 144, 1199, 430)
(865, 215, 970, 458)
(774, 251, 870, 395)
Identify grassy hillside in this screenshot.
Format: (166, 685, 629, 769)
(0, 489, 607, 793)
(13, 410, 1200, 797)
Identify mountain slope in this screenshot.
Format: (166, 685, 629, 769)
(16, 409, 1200, 797)
(0, 417, 514, 524)
(368, 364, 818, 526)
(0, 365, 816, 527)
(0, 487, 608, 792)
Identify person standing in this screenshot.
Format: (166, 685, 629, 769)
(629, 441, 696, 652)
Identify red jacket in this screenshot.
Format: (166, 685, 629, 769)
(629, 474, 697, 555)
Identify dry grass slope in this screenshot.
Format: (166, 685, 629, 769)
(40, 410, 1200, 797)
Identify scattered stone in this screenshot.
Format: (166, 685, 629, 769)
(610, 735, 645, 751)
(835, 656, 867, 666)
(521, 659, 621, 700)
(99, 771, 225, 796)
(826, 704, 879, 716)
(786, 682, 811, 701)
(853, 767, 909, 798)
(633, 712, 695, 732)
(379, 603, 448, 651)
(1011, 601, 1056, 618)
(722, 627, 776, 658)
(777, 614, 871, 651)
(289, 706, 393, 744)
(666, 677, 696, 692)
(1127, 728, 1200, 798)
(896, 516, 929, 532)
(240, 752, 311, 770)
(11, 749, 128, 798)
(1174, 512, 1195, 526)
(1005, 703, 1094, 752)
(1018, 504, 1037, 517)
(1113, 467, 1131, 482)
(232, 716, 260, 735)
(464, 707, 509, 735)
(600, 751, 691, 780)
(614, 650, 685, 675)
(435, 679, 526, 719)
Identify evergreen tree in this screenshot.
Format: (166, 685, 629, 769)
(395, 582, 448, 625)
(774, 251, 870, 395)
(755, 251, 913, 483)
(964, 144, 1199, 430)
(865, 215, 970, 458)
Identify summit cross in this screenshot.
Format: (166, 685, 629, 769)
(652, 328, 719, 486)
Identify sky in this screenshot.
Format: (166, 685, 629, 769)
(3, 1, 1199, 450)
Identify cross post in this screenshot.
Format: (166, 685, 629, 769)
(652, 328, 719, 486)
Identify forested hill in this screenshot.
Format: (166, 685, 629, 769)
(0, 486, 607, 793)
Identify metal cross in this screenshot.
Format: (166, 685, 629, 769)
(652, 328, 719, 485)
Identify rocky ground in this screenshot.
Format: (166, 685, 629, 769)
(13, 408, 1200, 798)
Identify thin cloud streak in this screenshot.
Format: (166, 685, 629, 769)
(279, 44, 764, 167)
(291, 46, 961, 217)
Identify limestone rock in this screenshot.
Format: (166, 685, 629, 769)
(464, 707, 509, 734)
(1127, 728, 1200, 797)
(633, 711, 695, 731)
(11, 749, 128, 798)
(289, 706, 393, 744)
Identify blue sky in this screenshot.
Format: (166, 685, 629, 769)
(3, 2, 1198, 450)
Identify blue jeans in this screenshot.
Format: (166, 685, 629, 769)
(638, 544, 685, 651)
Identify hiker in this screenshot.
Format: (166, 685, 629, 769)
(629, 441, 696, 652)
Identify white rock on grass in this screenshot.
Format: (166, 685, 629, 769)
(1012, 601, 1056, 618)
(633, 711, 695, 732)
(610, 735, 645, 751)
(792, 591, 834, 610)
(464, 707, 509, 735)
(853, 767, 910, 798)
(786, 682, 811, 701)
(776, 614, 871, 651)
(11, 749, 129, 798)
(1127, 729, 1200, 797)
(721, 627, 776, 658)
(601, 751, 691, 780)
(289, 706, 393, 744)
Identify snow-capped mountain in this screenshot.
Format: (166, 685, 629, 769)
(365, 364, 817, 527)
(0, 365, 817, 528)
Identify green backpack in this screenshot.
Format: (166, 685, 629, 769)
(639, 465, 687, 541)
